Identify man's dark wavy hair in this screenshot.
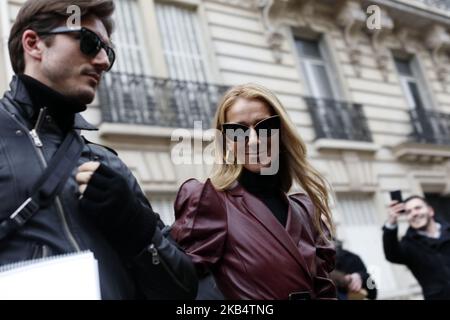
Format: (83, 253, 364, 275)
(8, 0, 115, 74)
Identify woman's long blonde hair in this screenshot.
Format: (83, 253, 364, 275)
(210, 83, 334, 240)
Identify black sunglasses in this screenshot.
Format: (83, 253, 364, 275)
(39, 27, 115, 71)
(222, 115, 281, 142)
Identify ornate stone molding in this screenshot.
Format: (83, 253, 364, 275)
(318, 152, 378, 192)
(256, 0, 284, 63)
(407, 161, 450, 196)
(425, 24, 450, 83)
(292, 0, 316, 29)
(393, 141, 450, 163)
(256, 0, 316, 63)
(367, 8, 394, 80)
(396, 28, 418, 54)
(208, 0, 257, 9)
(336, 1, 367, 77)
(342, 152, 377, 191)
(256, 0, 300, 63)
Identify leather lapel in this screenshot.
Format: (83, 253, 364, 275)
(285, 196, 304, 249)
(231, 185, 312, 278)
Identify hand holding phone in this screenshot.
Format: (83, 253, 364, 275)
(388, 190, 405, 224)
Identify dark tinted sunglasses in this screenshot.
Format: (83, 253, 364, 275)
(39, 27, 115, 71)
(222, 115, 281, 142)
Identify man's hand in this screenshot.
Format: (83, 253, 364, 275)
(76, 161, 101, 197)
(76, 162, 157, 257)
(387, 201, 404, 225)
(345, 272, 363, 293)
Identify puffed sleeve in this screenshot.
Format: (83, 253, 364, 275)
(171, 178, 227, 275)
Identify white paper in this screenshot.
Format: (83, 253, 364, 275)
(0, 251, 101, 300)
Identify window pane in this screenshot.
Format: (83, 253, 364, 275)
(113, 0, 149, 74)
(310, 64, 334, 99)
(296, 38, 322, 58)
(407, 81, 425, 109)
(296, 37, 339, 99)
(394, 58, 413, 76)
(156, 3, 208, 82)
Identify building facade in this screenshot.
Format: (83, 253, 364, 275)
(2, 0, 450, 299)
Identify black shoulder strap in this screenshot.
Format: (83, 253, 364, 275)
(0, 130, 83, 241)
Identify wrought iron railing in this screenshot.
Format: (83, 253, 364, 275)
(305, 97, 373, 142)
(408, 108, 450, 145)
(98, 72, 229, 129)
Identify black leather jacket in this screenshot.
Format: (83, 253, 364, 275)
(0, 76, 197, 299)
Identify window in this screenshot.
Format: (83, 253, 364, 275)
(155, 2, 209, 82)
(112, 0, 151, 74)
(295, 37, 337, 99)
(394, 56, 447, 144)
(100, 0, 152, 124)
(394, 57, 428, 110)
(296, 37, 364, 141)
(94, 1, 223, 127)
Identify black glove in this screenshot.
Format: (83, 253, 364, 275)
(80, 164, 157, 257)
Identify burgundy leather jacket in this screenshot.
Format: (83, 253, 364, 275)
(171, 178, 336, 300)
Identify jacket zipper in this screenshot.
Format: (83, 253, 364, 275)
(29, 108, 81, 252)
(32, 244, 50, 259)
(148, 244, 160, 265)
(148, 243, 190, 293)
(41, 244, 50, 258)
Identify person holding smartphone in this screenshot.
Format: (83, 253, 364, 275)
(383, 192, 450, 300)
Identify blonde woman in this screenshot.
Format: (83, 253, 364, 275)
(171, 83, 336, 300)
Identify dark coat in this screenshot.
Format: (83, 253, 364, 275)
(383, 223, 450, 299)
(335, 248, 377, 299)
(0, 76, 197, 299)
(171, 178, 336, 300)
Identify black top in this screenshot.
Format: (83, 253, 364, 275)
(18, 74, 86, 133)
(239, 169, 288, 227)
(335, 247, 378, 300)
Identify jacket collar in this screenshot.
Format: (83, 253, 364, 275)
(73, 114, 98, 131)
(405, 221, 450, 243)
(8, 75, 98, 131)
(228, 182, 313, 279)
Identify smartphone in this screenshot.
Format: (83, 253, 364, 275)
(390, 190, 405, 213)
(390, 190, 403, 203)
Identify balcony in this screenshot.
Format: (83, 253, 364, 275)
(305, 97, 372, 142)
(369, 0, 450, 30)
(409, 108, 450, 145)
(98, 72, 229, 130)
(393, 108, 450, 162)
(305, 97, 376, 153)
(416, 0, 450, 11)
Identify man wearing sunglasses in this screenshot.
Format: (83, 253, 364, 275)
(0, 0, 197, 299)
